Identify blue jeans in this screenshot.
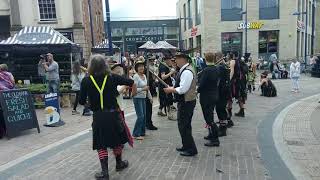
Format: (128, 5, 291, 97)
(133, 98, 146, 137)
(48, 80, 60, 93)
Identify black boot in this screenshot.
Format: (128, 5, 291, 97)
(116, 155, 129, 172)
(227, 120, 234, 128)
(204, 128, 212, 140)
(235, 108, 245, 117)
(227, 108, 232, 119)
(218, 124, 227, 137)
(204, 123, 220, 147)
(248, 85, 252, 93)
(95, 158, 109, 180)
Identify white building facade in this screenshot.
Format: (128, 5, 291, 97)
(177, 0, 317, 61)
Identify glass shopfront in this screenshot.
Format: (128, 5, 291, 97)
(259, 30, 279, 60)
(221, 32, 242, 56)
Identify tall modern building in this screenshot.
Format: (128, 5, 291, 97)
(177, 0, 317, 61)
(0, 0, 104, 59)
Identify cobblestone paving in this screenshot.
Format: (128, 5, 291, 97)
(0, 99, 136, 166)
(282, 95, 320, 180)
(1, 76, 320, 180)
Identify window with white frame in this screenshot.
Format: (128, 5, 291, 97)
(38, 0, 57, 21)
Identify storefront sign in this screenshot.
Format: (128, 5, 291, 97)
(191, 27, 198, 37)
(125, 35, 163, 42)
(237, 22, 264, 30)
(297, 20, 305, 31)
(59, 31, 74, 42)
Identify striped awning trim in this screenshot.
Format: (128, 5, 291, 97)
(93, 39, 119, 49)
(0, 26, 74, 45)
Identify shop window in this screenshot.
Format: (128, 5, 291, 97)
(196, 35, 201, 54)
(183, 4, 187, 31)
(38, 0, 57, 21)
(221, 0, 242, 21)
(259, 0, 279, 19)
(187, 0, 193, 29)
(221, 32, 242, 56)
(195, 0, 201, 25)
(259, 31, 279, 60)
(189, 37, 193, 49)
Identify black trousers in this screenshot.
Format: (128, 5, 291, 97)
(145, 98, 154, 127)
(73, 91, 80, 111)
(216, 97, 228, 121)
(200, 95, 217, 125)
(177, 100, 197, 152)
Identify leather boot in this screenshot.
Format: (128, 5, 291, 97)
(95, 158, 109, 180)
(204, 128, 212, 140)
(115, 155, 129, 172)
(218, 124, 227, 137)
(227, 120, 234, 128)
(204, 123, 220, 147)
(235, 108, 245, 117)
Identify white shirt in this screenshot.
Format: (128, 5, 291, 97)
(175, 63, 194, 95)
(290, 62, 301, 78)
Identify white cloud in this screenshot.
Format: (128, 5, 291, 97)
(103, 0, 178, 20)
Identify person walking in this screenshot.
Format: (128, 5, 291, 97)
(197, 52, 221, 147)
(227, 52, 248, 118)
(132, 61, 152, 140)
(43, 53, 60, 93)
(164, 52, 198, 157)
(79, 54, 137, 180)
(71, 61, 85, 115)
(290, 59, 301, 93)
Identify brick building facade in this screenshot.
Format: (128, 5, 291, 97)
(0, 0, 104, 60)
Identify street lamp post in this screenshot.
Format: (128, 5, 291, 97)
(240, 0, 248, 57)
(105, 0, 113, 56)
(293, 10, 308, 68)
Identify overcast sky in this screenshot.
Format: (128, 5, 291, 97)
(103, 0, 178, 20)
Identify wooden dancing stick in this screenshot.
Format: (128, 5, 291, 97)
(149, 69, 169, 88)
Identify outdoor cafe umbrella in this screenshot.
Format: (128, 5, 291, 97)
(155, 41, 177, 50)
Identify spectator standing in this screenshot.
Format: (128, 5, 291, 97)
(290, 59, 301, 93)
(0, 64, 15, 138)
(132, 61, 152, 140)
(38, 55, 46, 84)
(43, 53, 60, 93)
(71, 61, 86, 115)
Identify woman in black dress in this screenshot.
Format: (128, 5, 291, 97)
(79, 54, 137, 180)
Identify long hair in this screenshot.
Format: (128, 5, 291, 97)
(88, 54, 110, 77)
(72, 61, 81, 75)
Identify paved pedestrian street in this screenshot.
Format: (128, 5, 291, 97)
(1, 75, 320, 180)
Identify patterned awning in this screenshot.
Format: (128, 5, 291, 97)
(0, 26, 75, 45)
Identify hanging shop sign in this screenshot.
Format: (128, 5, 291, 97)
(191, 27, 198, 37)
(237, 22, 264, 30)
